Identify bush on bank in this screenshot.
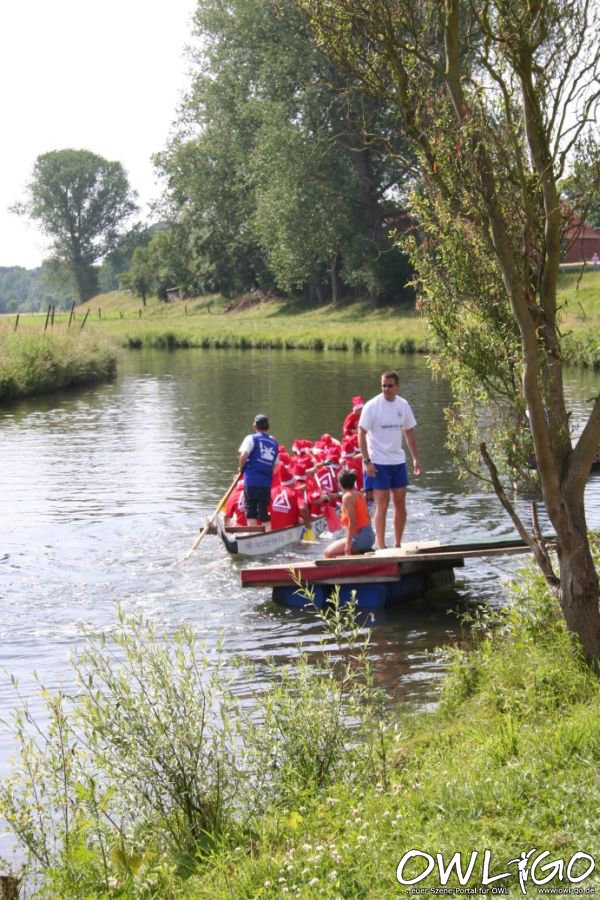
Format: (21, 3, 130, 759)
(1, 557, 600, 898)
(0, 330, 117, 402)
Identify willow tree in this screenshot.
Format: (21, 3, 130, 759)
(300, 0, 600, 660)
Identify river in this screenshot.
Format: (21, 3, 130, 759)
(1, 348, 599, 752)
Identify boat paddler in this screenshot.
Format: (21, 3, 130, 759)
(238, 413, 279, 532)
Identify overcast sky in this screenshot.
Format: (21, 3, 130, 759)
(0, 0, 196, 269)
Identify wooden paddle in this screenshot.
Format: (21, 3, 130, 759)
(176, 474, 240, 564)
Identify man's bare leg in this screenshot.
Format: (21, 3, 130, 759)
(391, 487, 407, 546)
(373, 489, 390, 548)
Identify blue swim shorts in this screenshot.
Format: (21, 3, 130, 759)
(371, 463, 409, 491)
(351, 523, 375, 553)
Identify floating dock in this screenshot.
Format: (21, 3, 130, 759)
(239, 537, 540, 609)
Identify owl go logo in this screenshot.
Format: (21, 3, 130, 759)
(396, 848, 596, 895)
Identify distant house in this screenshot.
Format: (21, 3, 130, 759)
(562, 215, 600, 263)
(165, 286, 181, 302)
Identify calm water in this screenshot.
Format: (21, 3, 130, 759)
(1, 348, 600, 755)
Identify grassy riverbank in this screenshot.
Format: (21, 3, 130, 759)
(0, 329, 118, 402)
(1, 267, 599, 401)
(2, 559, 599, 897)
(41, 291, 431, 354)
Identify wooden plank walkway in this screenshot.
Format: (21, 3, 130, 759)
(313, 535, 553, 567)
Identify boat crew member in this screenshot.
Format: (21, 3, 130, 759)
(223, 477, 247, 527)
(358, 370, 422, 549)
(270, 468, 312, 531)
(238, 414, 279, 531)
(342, 395, 364, 436)
(323, 469, 375, 558)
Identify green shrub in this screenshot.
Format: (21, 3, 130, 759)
(0, 594, 389, 896)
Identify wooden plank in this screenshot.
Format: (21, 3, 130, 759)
(314, 542, 539, 566)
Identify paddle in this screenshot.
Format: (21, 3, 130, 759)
(176, 474, 240, 564)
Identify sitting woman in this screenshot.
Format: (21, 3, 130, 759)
(323, 469, 375, 558)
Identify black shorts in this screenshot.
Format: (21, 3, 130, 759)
(244, 485, 271, 522)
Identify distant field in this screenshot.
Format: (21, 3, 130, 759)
(2, 268, 600, 361)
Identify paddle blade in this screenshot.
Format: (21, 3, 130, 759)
(302, 528, 316, 542)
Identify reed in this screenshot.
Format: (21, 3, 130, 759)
(0, 328, 118, 402)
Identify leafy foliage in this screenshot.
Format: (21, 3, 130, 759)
(299, 0, 600, 658)
(0, 597, 389, 895)
(0, 264, 74, 313)
(14, 149, 138, 302)
(154, 0, 414, 303)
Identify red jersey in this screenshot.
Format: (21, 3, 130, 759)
(270, 484, 301, 529)
(225, 483, 247, 525)
(342, 410, 361, 436)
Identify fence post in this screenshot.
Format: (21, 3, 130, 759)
(44, 305, 51, 332)
(68, 302, 75, 328)
(80, 309, 90, 331)
(13, 314, 19, 332)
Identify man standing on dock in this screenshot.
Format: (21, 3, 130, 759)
(358, 370, 422, 549)
(239, 414, 279, 531)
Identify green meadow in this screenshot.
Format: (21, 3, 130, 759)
(2, 269, 600, 402)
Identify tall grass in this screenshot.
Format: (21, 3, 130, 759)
(0, 330, 118, 402)
(1, 562, 600, 897)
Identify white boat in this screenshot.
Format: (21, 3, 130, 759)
(215, 516, 327, 557)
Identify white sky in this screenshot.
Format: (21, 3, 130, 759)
(0, 0, 197, 269)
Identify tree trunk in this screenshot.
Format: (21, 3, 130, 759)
(71, 258, 98, 303)
(551, 495, 600, 661)
(330, 253, 341, 303)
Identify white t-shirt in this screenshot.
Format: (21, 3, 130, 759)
(358, 394, 417, 465)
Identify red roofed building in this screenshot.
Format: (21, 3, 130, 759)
(562, 215, 600, 263)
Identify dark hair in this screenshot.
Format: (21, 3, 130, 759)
(254, 414, 269, 429)
(381, 370, 399, 385)
(339, 469, 357, 490)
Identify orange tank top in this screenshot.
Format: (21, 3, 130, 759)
(341, 491, 371, 531)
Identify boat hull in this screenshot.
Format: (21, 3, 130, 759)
(219, 516, 327, 557)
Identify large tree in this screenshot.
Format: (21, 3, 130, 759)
(15, 149, 138, 302)
(299, 0, 600, 660)
(156, 0, 413, 302)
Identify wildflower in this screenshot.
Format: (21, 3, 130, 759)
(309, 877, 319, 886)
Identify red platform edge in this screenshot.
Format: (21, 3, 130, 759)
(240, 561, 399, 587)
